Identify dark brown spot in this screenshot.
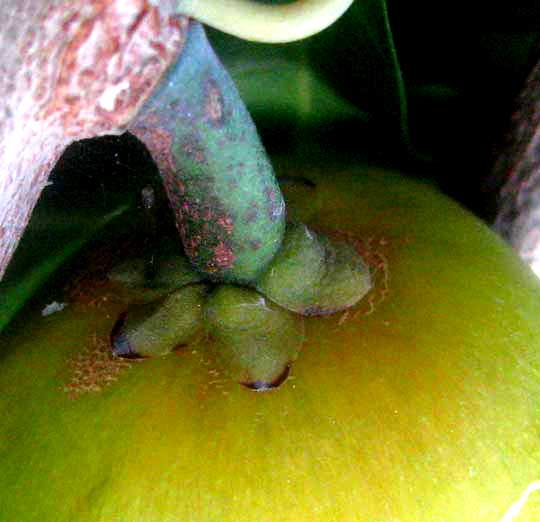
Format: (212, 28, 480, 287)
(182, 136, 207, 164)
(244, 206, 259, 224)
(211, 241, 236, 269)
(205, 78, 224, 125)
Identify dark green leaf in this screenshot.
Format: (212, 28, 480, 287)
(307, 0, 409, 153)
(0, 205, 129, 333)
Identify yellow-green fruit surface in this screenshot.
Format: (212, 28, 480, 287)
(2, 163, 540, 521)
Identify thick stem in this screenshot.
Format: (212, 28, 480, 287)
(130, 21, 285, 284)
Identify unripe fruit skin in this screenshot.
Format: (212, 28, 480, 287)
(2, 164, 540, 521)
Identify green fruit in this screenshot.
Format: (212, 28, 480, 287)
(2, 164, 540, 521)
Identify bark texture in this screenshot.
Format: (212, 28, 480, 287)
(492, 56, 540, 275)
(0, 0, 188, 279)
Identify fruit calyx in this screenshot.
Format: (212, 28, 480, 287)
(107, 220, 371, 390)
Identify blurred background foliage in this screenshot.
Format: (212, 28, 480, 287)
(1, 0, 540, 331)
(209, 0, 540, 217)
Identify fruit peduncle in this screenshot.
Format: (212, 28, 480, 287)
(130, 22, 286, 284)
